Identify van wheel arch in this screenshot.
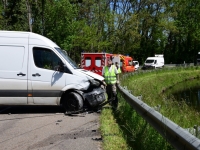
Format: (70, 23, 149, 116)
(61, 91, 84, 112)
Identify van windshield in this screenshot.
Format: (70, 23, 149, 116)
(55, 48, 80, 69)
(146, 60, 154, 63)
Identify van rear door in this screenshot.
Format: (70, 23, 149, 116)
(81, 53, 104, 76)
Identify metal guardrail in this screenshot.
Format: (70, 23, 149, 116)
(165, 63, 194, 67)
(117, 84, 200, 150)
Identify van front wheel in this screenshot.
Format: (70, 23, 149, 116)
(63, 92, 83, 112)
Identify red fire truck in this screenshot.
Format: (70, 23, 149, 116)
(81, 52, 135, 76)
(112, 54, 135, 73)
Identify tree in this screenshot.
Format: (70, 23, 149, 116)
(0, 0, 29, 31)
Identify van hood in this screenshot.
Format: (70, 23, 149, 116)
(78, 69, 104, 81)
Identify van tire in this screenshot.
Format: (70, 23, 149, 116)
(63, 92, 83, 112)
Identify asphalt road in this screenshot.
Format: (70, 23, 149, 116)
(0, 105, 102, 150)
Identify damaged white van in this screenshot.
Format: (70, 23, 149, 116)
(0, 31, 106, 112)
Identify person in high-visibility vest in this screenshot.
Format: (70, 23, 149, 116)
(102, 56, 119, 109)
(115, 62, 121, 74)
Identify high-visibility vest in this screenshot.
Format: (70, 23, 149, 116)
(104, 65, 117, 84)
(117, 67, 121, 74)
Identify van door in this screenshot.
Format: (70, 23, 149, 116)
(82, 54, 93, 72)
(82, 53, 103, 76)
(94, 54, 104, 75)
(0, 45, 28, 104)
(154, 60, 157, 68)
(29, 46, 66, 104)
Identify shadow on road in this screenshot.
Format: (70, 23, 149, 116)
(0, 105, 65, 114)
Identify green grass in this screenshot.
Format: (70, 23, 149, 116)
(100, 66, 200, 150)
(100, 107, 129, 150)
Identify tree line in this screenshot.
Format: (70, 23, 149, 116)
(1, 0, 200, 64)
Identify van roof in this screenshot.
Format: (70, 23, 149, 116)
(0, 31, 59, 48)
(155, 54, 164, 57)
(147, 57, 164, 60)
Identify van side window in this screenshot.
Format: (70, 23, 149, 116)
(120, 60, 123, 67)
(33, 47, 62, 70)
(128, 60, 132, 66)
(0, 46, 25, 71)
(85, 57, 91, 67)
(95, 57, 101, 67)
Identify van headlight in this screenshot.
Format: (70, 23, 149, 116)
(89, 79, 100, 87)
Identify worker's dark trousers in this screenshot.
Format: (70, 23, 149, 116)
(106, 84, 118, 108)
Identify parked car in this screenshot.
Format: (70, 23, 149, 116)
(133, 61, 139, 70)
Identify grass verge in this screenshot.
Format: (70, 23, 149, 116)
(100, 66, 200, 150)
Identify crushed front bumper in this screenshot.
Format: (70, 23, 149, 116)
(83, 87, 106, 107)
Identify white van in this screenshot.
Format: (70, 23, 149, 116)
(197, 52, 200, 65)
(0, 31, 106, 112)
(142, 54, 164, 69)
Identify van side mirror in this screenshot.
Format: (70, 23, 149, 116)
(54, 61, 64, 72)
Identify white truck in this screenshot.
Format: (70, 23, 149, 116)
(197, 52, 200, 65)
(142, 54, 164, 69)
(0, 31, 106, 113)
